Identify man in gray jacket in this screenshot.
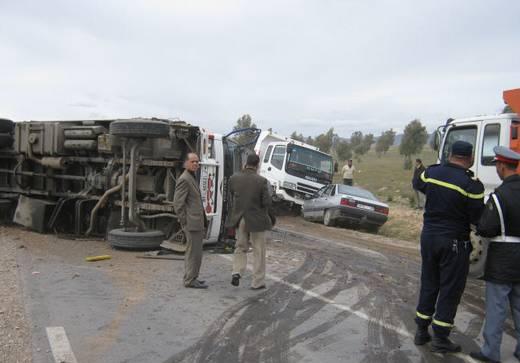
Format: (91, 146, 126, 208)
(173, 153, 208, 289)
(228, 153, 272, 290)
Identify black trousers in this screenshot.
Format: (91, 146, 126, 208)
(415, 231, 471, 337)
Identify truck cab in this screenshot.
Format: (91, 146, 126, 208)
(435, 89, 520, 195)
(436, 113, 520, 195)
(254, 131, 333, 206)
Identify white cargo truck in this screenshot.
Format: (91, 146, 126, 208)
(253, 130, 334, 206)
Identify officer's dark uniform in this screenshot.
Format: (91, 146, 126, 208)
(413, 141, 484, 351)
(470, 146, 520, 363)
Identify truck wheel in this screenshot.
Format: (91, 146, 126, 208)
(0, 118, 14, 133)
(108, 228, 165, 250)
(0, 133, 14, 148)
(109, 119, 170, 138)
(323, 210, 335, 226)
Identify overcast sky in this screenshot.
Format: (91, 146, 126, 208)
(1, 0, 519, 138)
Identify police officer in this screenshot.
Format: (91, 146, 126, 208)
(470, 146, 520, 363)
(413, 140, 485, 353)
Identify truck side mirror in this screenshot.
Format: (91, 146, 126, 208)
(432, 130, 441, 151)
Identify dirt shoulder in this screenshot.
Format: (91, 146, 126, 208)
(0, 226, 32, 363)
(276, 215, 420, 258)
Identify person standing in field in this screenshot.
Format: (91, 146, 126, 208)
(412, 158, 426, 209)
(341, 159, 355, 186)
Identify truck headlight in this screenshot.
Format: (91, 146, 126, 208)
(282, 181, 297, 190)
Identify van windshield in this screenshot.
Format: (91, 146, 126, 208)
(285, 145, 333, 184)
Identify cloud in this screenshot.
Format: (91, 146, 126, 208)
(0, 0, 519, 137)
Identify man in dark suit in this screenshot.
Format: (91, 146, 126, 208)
(173, 153, 208, 289)
(228, 153, 272, 290)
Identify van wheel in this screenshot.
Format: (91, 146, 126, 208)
(108, 228, 165, 250)
(109, 119, 170, 138)
(323, 210, 335, 226)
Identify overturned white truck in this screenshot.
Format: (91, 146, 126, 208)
(0, 117, 241, 251)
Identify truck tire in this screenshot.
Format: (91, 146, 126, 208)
(109, 119, 169, 138)
(108, 228, 165, 250)
(0, 133, 14, 148)
(0, 118, 14, 133)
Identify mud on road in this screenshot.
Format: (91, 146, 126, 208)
(3, 216, 520, 363)
(166, 217, 495, 363)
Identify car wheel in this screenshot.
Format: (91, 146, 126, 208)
(323, 210, 335, 226)
(109, 119, 170, 138)
(108, 228, 165, 250)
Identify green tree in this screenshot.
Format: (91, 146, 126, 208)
(350, 131, 363, 149)
(375, 128, 396, 157)
(335, 139, 352, 161)
(399, 119, 428, 169)
(349, 131, 374, 160)
(232, 114, 258, 145)
(290, 131, 305, 142)
(314, 128, 336, 153)
(305, 136, 314, 145)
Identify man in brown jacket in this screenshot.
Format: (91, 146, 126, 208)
(228, 153, 273, 290)
(173, 153, 208, 289)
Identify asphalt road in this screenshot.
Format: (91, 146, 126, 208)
(8, 223, 520, 363)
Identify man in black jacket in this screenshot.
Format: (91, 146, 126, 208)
(470, 146, 520, 363)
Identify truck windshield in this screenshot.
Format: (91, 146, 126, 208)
(440, 126, 477, 163)
(285, 145, 333, 184)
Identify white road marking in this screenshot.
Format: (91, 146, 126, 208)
(46, 326, 78, 363)
(219, 254, 477, 363)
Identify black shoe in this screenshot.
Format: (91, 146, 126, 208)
(469, 351, 499, 363)
(414, 327, 431, 346)
(231, 274, 240, 287)
(514, 351, 520, 361)
(196, 279, 205, 284)
(250, 285, 266, 290)
(430, 336, 461, 353)
(185, 280, 208, 289)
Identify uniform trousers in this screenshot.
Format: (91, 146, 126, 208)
(480, 281, 520, 362)
(232, 219, 266, 288)
(416, 232, 471, 337)
(184, 230, 204, 286)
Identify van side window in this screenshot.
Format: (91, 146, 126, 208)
(271, 145, 286, 170)
(481, 124, 500, 166)
(441, 126, 477, 163)
(263, 146, 273, 163)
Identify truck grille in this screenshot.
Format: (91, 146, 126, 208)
(297, 182, 320, 194)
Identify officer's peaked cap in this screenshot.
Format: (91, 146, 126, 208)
(493, 145, 520, 165)
(451, 140, 473, 157)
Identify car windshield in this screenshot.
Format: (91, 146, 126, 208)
(338, 185, 377, 200)
(285, 144, 333, 184)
